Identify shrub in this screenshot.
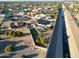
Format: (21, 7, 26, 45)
(0, 24, 2, 30)
(11, 31, 17, 37)
(37, 36, 45, 44)
(4, 44, 14, 53)
(5, 30, 23, 37)
(21, 54, 26, 58)
(16, 31, 23, 36)
(50, 25, 53, 29)
(44, 27, 48, 30)
(41, 33, 44, 37)
(30, 28, 39, 39)
(40, 37, 45, 44)
(5, 31, 9, 35)
(9, 31, 14, 36)
(0, 37, 3, 40)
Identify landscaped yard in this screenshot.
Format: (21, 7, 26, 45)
(30, 27, 53, 48)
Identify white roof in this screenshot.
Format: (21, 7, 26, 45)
(39, 14, 46, 18)
(35, 14, 46, 18)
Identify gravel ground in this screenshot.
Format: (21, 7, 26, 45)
(0, 27, 46, 58)
(0, 39, 46, 58)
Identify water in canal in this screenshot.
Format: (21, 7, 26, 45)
(61, 8, 70, 58)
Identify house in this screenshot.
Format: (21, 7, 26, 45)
(1, 21, 13, 29)
(32, 8, 38, 12)
(35, 14, 46, 19)
(37, 19, 51, 27)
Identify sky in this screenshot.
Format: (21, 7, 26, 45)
(0, 0, 71, 1)
(0, 0, 78, 1)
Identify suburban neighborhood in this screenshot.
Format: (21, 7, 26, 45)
(0, 1, 59, 58)
(1, 1, 79, 58)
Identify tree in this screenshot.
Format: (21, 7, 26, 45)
(4, 44, 14, 53)
(5, 30, 23, 37)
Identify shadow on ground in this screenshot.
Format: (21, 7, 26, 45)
(14, 45, 29, 51)
(0, 40, 23, 53)
(22, 53, 39, 58)
(0, 53, 15, 58)
(19, 33, 31, 37)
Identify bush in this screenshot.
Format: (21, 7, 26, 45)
(21, 54, 26, 58)
(41, 33, 44, 37)
(50, 25, 53, 29)
(37, 36, 45, 44)
(9, 31, 14, 35)
(4, 44, 14, 53)
(5, 31, 9, 35)
(11, 31, 17, 37)
(44, 27, 48, 30)
(16, 31, 23, 37)
(40, 37, 45, 44)
(0, 37, 3, 40)
(5, 30, 23, 37)
(30, 28, 40, 39)
(0, 24, 2, 30)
